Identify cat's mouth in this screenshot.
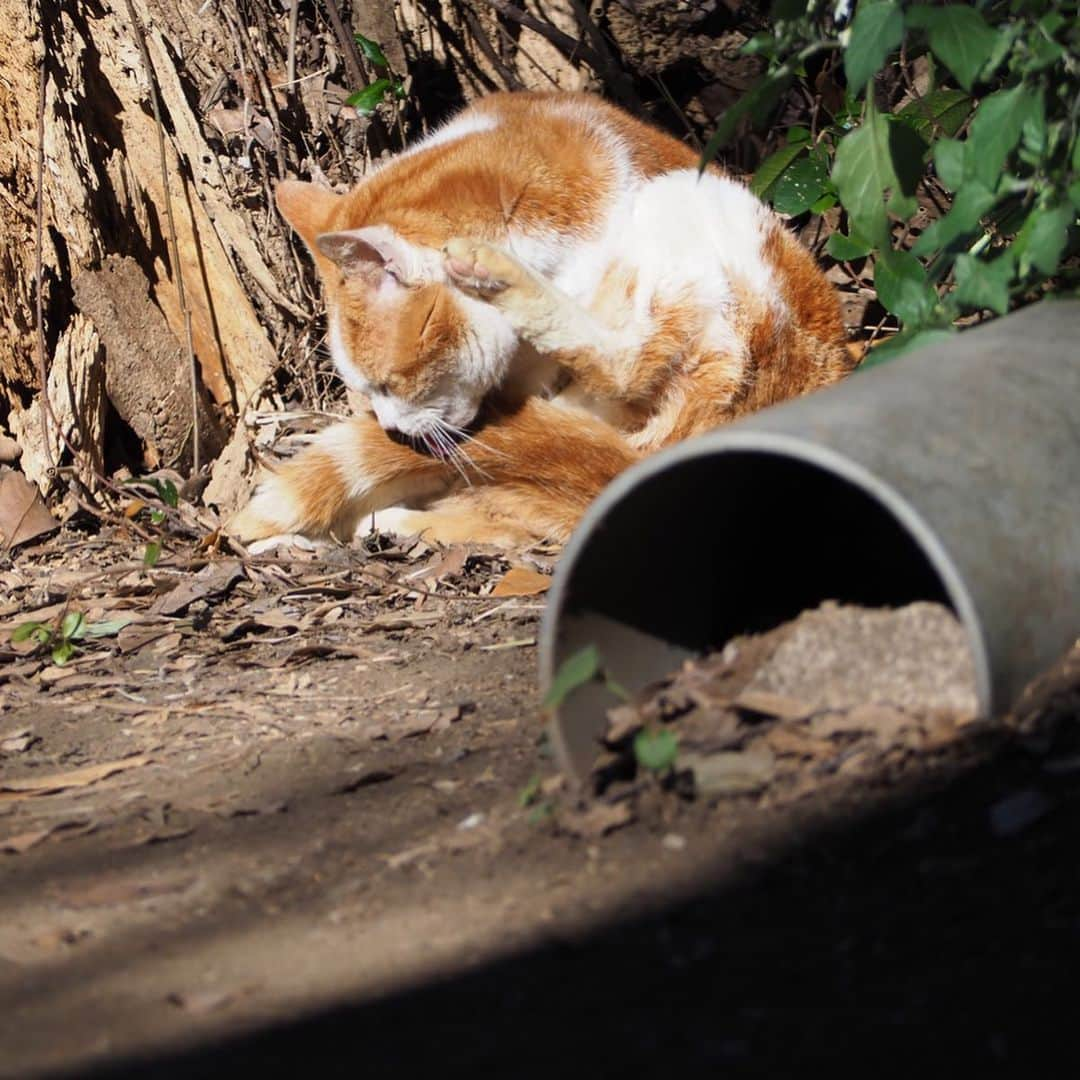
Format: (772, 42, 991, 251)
(386, 425, 466, 463)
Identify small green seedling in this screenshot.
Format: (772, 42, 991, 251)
(9, 609, 133, 665)
(518, 773, 542, 808)
(542, 644, 629, 710)
(347, 34, 406, 115)
(633, 727, 679, 773)
(11, 610, 134, 666)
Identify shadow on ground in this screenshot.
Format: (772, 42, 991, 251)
(84, 737, 1080, 1077)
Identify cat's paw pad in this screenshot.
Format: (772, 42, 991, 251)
(444, 238, 529, 294)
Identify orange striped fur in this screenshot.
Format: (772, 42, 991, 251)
(230, 92, 853, 549)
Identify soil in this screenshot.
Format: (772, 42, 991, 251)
(1, 524, 1079, 1077)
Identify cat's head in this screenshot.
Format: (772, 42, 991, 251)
(276, 180, 518, 442)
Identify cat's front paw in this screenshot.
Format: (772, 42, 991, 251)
(225, 470, 309, 545)
(444, 238, 531, 296)
(445, 237, 561, 343)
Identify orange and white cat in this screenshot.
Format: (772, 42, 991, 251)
(230, 91, 852, 548)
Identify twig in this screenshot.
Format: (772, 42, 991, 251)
(460, 3, 523, 91)
(34, 15, 54, 481)
(322, 0, 368, 92)
(225, 2, 288, 179)
(121, 0, 202, 477)
(286, 0, 300, 89)
(473, 0, 641, 109)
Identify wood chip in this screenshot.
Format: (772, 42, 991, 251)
(733, 689, 814, 721)
(0, 755, 152, 799)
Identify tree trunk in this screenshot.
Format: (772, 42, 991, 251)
(2, 0, 285, 507)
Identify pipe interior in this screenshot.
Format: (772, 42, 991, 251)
(564, 450, 953, 652)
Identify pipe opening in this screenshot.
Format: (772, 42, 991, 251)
(563, 450, 954, 653)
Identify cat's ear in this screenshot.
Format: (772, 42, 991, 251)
(315, 225, 415, 282)
(275, 180, 341, 249)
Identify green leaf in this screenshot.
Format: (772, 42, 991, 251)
(907, 5, 997, 91)
(82, 615, 137, 640)
(953, 252, 1014, 315)
(150, 508, 165, 525)
(741, 32, 777, 58)
(933, 137, 966, 191)
(875, 248, 937, 326)
(844, 1, 905, 97)
(51, 640, 75, 666)
(11, 621, 47, 644)
(967, 84, 1040, 190)
(346, 78, 393, 115)
(981, 22, 1024, 82)
(1014, 203, 1074, 277)
(1019, 87, 1048, 158)
(633, 728, 679, 773)
(832, 100, 915, 244)
(827, 228, 874, 261)
(1021, 34, 1066, 75)
(750, 142, 806, 200)
(542, 645, 599, 709)
(143, 540, 162, 568)
(149, 478, 179, 508)
(897, 88, 972, 141)
(354, 33, 389, 69)
(911, 180, 996, 256)
(860, 327, 955, 368)
(771, 151, 831, 215)
(518, 774, 542, 808)
(60, 611, 86, 642)
(700, 72, 793, 171)
(810, 191, 838, 214)
(887, 118, 929, 200)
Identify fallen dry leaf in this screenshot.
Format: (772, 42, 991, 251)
(0, 436, 21, 463)
(152, 560, 244, 616)
(1, 817, 92, 853)
(0, 755, 151, 799)
(558, 800, 634, 838)
(0, 727, 37, 754)
(733, 690, 813, 722)
(491, 566, 551, 598)
(682, 744, 776, 796)
(0, 468, 57, 549)
(809, 704, 912, 742)
(53, 873, 197, 909)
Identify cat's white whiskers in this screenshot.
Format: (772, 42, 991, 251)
(427, 421, 474, 486)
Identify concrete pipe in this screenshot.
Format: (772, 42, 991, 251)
(539, 300, 1080, 783)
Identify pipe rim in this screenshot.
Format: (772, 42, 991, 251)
(540, 428, 993, 719)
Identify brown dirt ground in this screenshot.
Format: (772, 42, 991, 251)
(1, 522, 1079, 1077)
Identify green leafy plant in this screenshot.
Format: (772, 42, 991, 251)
(708, 0, 1079, 362)
(346, 34, 406, 115)
(11, 610, 134, 666)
